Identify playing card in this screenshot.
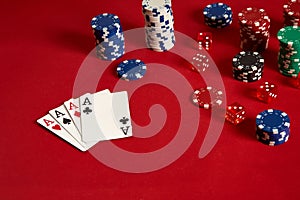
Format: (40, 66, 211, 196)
(80, 91, 132, 142)
(80, 93, 104, 142)
(93, 91, 132, 140)
(109, 91, 132, 137)
(64, 97, 82, 134)
(37, 114, 86, 151)
(49, 105, 87, 147)
(64, 89, 110, 135)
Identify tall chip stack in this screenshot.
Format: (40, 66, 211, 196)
(142, 0, 175, 52)
(91, 13, 125, 61)
(283, 0, 300, 27)
(238, 7, 270, 52)
(277, 26, 300, 77)
(256, 109, 291, 146)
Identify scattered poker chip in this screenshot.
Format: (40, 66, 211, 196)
(277, 26, 300, 77)
(142, 0, 175, 52)
(116, 59, 147, 81)
(91, 13, 125, 61)
(192, 87, 223, 109)
(203, 3, 233, 28)
(232, 51, 264, 82)
(238, 7, 270, 52)
(255, 109, 291, 146)
(283, 0, 300, 27)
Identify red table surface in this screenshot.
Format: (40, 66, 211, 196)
(1, 0, 300, 199)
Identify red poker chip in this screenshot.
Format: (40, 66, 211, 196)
(192, 87, 223, 109)
(238, 7, 270, 29)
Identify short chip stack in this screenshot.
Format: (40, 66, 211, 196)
(283, 0, 300, 27)
(142, 0, 175, 52)
(203, 3, 233, 28)
(277, 26, 300, 77)
(238, 7, 270, 52)
(91, 13, 125, 61)
(116, 59, 147, 81)
(256, 109, 291, 146)
(232, 51, 264, 82)
(192, 87, 223, 109)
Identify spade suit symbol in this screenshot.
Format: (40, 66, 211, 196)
(63, 118, 71, 125)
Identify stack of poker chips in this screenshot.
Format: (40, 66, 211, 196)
(203, 3, 233, 28)
(91, 13, 125, 61)
(256, 109, 290, 146)
(238, 7, 270, 52)
(142, 0, 175, 52)
(283, 0, 300, 27)
(232, 51, 264, 82)
(277, 26, 300, 77)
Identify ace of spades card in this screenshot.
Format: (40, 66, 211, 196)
(80, 91, 132, 142)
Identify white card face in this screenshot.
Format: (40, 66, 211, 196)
(37, 114, 86, 151)
(64, 89, 110, 136)
(64, 97, 82, 134)
(80, 93, 104, 142)
(94, 91, 132, 140)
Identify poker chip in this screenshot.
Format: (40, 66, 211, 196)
(256, 109, 291, 146)
(283, 0, 300, 27)
(91, 13, 125, 61)
(116, 59, 147, 81)
(192, 87, 223, 109)
(142, 0, 175, 52)
(232, 51, 264, 82)
(277, 26, 300, 77)
(203, 3, 233, 28)
(238, 7, 270, 52)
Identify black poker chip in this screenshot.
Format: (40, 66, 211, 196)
(232, 51, 264, 82)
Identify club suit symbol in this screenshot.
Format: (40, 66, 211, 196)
(119, 117, 130, 135)
(83, 107, 92, 115)
(119, 117, 129, 124)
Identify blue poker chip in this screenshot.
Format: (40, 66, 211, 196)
(256, 127, 290, 140)
(256, 133, 289, 146)
(91, 13, 121, 31)
(203, 3, 233, 28)
(116, 59, 147, 81)
(203, 3, 232, 20)
(256, 109, 290, 134)
(93, 25, 123, 38)
(96, 37, 124, 47)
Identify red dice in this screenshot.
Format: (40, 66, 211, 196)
(256, 81, 278, 103)
(225, 102, 246, 125)
(197, 32, 212, 51)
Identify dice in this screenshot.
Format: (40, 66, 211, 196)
(290, 73, 300, 89)
(225, 102, 246, 125)
(256, 81, 278, 103)
(197, 32, 212, 51)
(191, 53, 210, 72)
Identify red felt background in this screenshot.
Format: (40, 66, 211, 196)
(1, 0, 300, 199)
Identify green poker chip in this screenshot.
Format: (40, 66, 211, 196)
(279, 70, 299, 77)
(277, 26, 300, 46)
(277, 26, 300, 77)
